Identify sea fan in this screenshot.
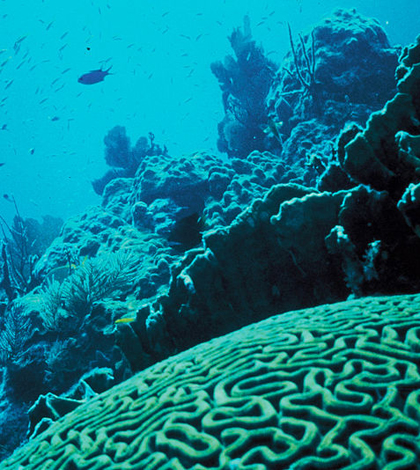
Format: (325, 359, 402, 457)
(60, 250, 139, 321)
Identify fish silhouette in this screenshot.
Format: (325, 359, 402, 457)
(78, 66, 112, 85)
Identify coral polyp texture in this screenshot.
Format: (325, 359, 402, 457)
(3, 293, 420, 469)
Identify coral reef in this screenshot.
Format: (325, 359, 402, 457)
(112, 27, 420, 377)
(211, 9, 400, 192)
(1, 9, 419, 466)
(2, 294, 420, 469)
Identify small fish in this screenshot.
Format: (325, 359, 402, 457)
(44, 262, 76, 283)
(0, 162, 5, 167)
(13, 35, 28, 53)
(115, 317, 136, 324)
(78, 66, 112, 85)
(16, 60, 27, 69)
(263, 118, 283, 144)
(0, 57, 12, 67)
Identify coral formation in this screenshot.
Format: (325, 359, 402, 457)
(268, 9, 398, 133)
(342, 36, 420, 199)
(2, 294, 420, 469)
(1, 9, 420, 466)
(267, 9, 399, 187)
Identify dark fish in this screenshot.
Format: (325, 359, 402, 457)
(78, 66, 112, 85)
(168, 212, 206, 250)
(0, 163, 5, 167)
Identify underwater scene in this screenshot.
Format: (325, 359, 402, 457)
(1, 0, 420, 468)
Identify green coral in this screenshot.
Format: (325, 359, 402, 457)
(3, 294, 420, 469)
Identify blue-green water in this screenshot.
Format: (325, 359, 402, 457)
(0, 0, 418, 225)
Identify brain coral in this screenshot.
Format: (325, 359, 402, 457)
(3, 294, 420, 469)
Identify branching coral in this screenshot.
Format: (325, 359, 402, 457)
(38, 279, 66, 331)
(0, 214, 35, 299)
(285, 23, 318, 101)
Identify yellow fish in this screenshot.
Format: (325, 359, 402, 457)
(114, 317, 136, 324)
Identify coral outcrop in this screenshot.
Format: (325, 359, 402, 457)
(268, 9, 399, 188)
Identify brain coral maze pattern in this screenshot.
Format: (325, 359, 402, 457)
(3, 294, 420, 469)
